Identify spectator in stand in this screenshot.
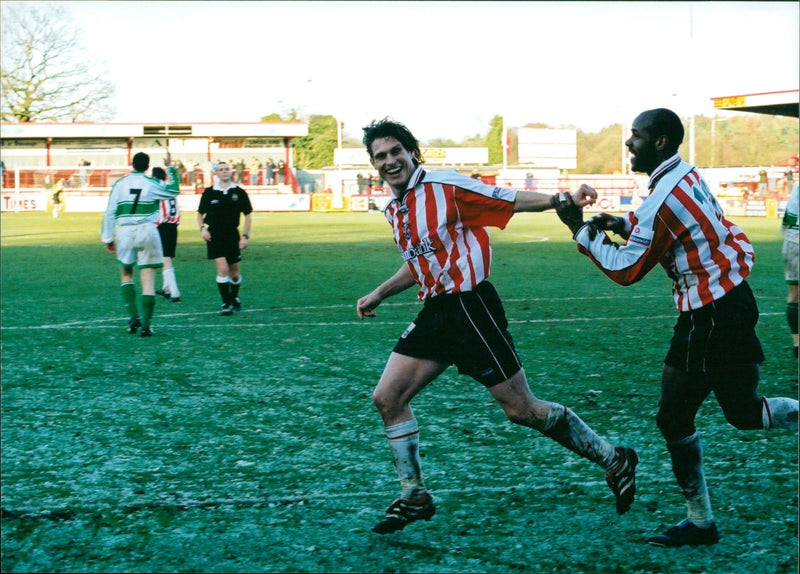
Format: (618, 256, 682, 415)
(78, 159, 91, 187)
(175, 160, 186, 186)
(525, 172, 538, 191)
(235, 159, 246, 184)
(249, 157, 262, 186)
(758, 169, 768, 195)
(265, 158, 275, 184)
(357, 173, 366, 194)
(277, 160, 286, 184)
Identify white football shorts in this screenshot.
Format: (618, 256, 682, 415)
(115, 223, 164, 268)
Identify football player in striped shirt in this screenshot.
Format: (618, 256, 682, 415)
(571, 108, 798, 547)
(152, 167, 182, 303)
(357, 118, 639, 535)
(101, 151, 179, 336)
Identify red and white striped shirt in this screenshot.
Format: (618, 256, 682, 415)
(384, 166, 517, 300)
(574, 153, 755, 311)
(157, 197, 181, 225)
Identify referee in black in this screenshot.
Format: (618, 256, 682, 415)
(197, 162, 253, 315)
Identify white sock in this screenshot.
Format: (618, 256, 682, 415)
(542, 404, 618, 471)
(163, 268, 180, 297)
(385, 419, 425, 500)
(762, 397, 799, 430)
(669, 432, 714, 528)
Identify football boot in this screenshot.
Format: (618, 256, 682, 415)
(372, 492, 435, 534)
(647, 519, 720, 547)
(605, 446, 639, 515)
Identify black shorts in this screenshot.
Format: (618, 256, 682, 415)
(207, 232, 242, 264)
(664, 280, 765, 374)
(393, 281, 522, 387)
(157, 223, 178, 258)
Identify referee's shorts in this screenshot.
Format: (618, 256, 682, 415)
(393, 281, 522, 387)
(206, 231, 242, 265)
(664, 280, 765, 374)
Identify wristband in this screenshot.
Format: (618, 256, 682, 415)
(200, 226, 205, 232)
(242, 234, 249, 239)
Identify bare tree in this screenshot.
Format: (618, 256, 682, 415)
(1, 1, 116, 122)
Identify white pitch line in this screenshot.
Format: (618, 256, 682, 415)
(1, 311, 785, 331)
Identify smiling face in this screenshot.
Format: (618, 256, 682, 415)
(369, 136, 417, 196)
(625, 113, 659, 175)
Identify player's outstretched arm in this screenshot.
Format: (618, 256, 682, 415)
(357, 265, 416, 319)
(514, 185, 596, 213)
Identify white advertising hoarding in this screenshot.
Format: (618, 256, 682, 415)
(517, 128, 577, 169)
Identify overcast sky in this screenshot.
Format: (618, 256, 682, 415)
(25, 1, 800, 141)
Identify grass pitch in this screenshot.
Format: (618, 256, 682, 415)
(1, 210, 797, 573)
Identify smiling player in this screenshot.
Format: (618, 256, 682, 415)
(356, 118, 639, 534)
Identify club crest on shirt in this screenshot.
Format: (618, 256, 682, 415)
(628, 225, 653, 247)
(400, 237, 436, 261)
(231, 192, 239, 202)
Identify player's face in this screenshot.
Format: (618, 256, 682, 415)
(369, 137, 416, 196)
(217, 163, 232, 183)
(625, 115, 658, 175)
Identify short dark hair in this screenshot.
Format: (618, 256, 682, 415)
(640, 108, 684, 151)
(362, 118, 423, 164)
(132, 152, 150, 172)
(151, 166, 166, 181)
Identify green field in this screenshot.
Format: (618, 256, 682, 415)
(1, 210, 797, 574)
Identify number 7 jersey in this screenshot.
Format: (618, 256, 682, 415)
(101, 166, 179, 243)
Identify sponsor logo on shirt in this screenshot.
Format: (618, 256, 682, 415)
(628, 225, 653, 247)
(400, 237, 436, 261)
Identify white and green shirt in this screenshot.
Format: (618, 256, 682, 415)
(101, 166, 179, 243)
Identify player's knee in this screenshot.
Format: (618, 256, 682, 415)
(500, 402, 542, 428)
(721, 404, 761, 430)
(656, 407, 691, 442)
(372, 388, 401, 418)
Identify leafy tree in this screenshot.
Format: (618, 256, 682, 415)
(572, 115, 798, 173)
(576, 124, 628, 174)
(486, 115, 504, 164)
(293, 114, 338, 170)
(1, 2, 116, 122)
